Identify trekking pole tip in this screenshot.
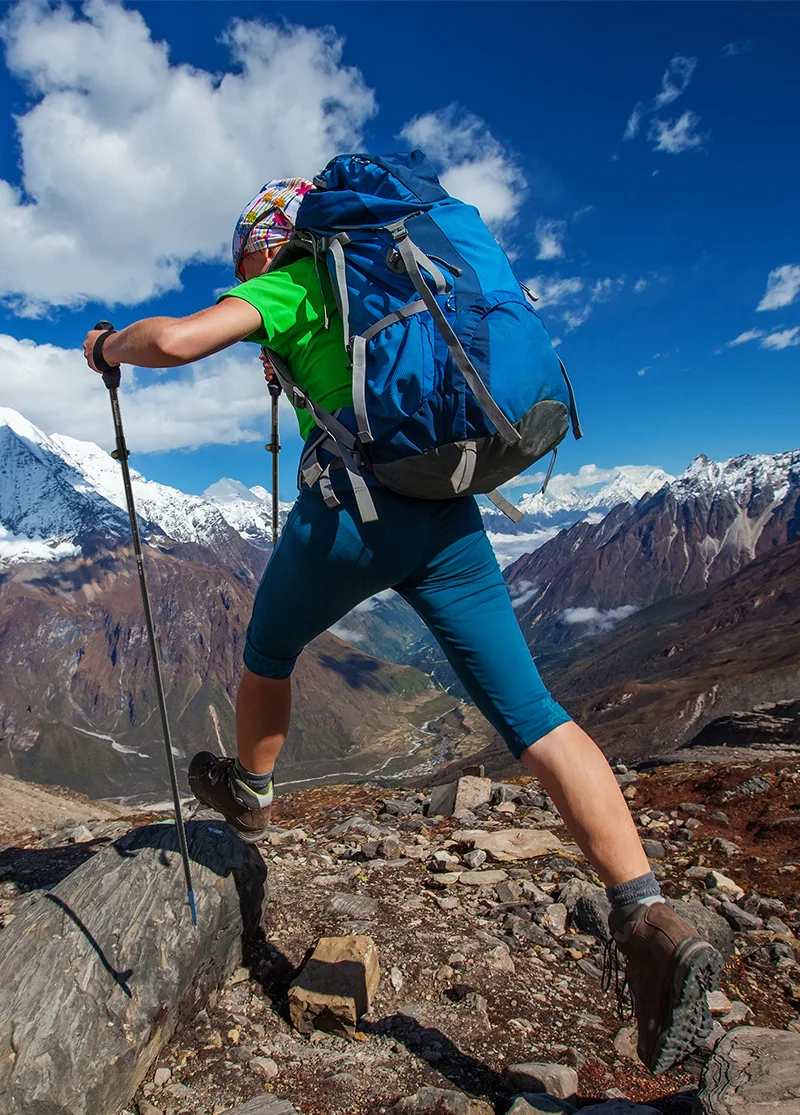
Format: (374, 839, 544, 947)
(188, 891, 198, 926)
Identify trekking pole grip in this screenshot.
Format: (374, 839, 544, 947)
(94, 320, 121, 390)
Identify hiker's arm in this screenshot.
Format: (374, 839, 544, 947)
(83, 299, 263, 371)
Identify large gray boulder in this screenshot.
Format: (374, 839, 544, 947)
(695, 1026, 800, 1113)
(0, 820, 267, 1115)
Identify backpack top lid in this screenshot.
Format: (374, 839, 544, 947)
(296, 151, 449, 233)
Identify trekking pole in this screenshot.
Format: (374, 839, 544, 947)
(94, 321, 198, 926)
(262, 347, 281, 547)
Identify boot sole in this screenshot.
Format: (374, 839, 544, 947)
(644, 937, 724, 1074)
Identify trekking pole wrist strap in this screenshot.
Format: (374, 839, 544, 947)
(93, 329, 120, 375)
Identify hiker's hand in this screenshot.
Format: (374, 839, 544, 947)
(260, 350, 276, 383)
(83, 329, 108, 374)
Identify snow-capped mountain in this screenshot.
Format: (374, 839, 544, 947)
(480, 464, 675, 567)
(203, 478, 294, 549)
(0, 408, 263, 567)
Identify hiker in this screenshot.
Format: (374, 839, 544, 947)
(82, 164, 721, 1075)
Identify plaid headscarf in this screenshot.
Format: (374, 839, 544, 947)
(232, 178, 314, 280)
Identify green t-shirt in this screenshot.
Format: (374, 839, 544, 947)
(218, 257, 352, 441)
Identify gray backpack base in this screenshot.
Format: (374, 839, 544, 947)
(370, 399, 570, 505)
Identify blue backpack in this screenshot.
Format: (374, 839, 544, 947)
(264, 150, 581, 523)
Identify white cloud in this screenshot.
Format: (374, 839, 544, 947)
(0, 333, 304, 453)
(637, 367, 648, 377)
(721, 41, 754, 57)
(760, 327, 800, 351)
(624, 55, 698, 144)
(509, 579, 539, 610)
(634, 277, 650, 294)
(535, 218, 567, 260)
(756, 264, 800, 312)
(0, 1, 376, 313)
(526, 276, 584, 306)
(327, 621, 365, 644)
(561, 605, 638, 635)
(727, 328, 765, 347)
(400, 106, 525, 233)
(591, 277, 625, 302)
(562, 305, 593, 331)
(648, 111, 707, 154)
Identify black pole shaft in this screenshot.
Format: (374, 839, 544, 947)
(96, 323, 197, 925)
(270, 392, 280, 546)
(107, 386, 197, 924)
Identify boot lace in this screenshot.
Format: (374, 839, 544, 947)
(601, 937, 634, 1020)
(205, 757, 236, 787)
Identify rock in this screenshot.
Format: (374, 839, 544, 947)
(380, 800, 419, 817)
(558, 878, 600, 910)
(324, 893, 379, 920)
(390, 966, 404, 990)
(707, 991, 733, 1016)
(696, 1026, 800, 1112)
(287, 935, 380, 1039)
(496, 881, 522, 904)
(250, 1056, 279, 1080)
(462, 849, 487, 869)
(496, 801, 518, 816)
(138, 1103, 162, 1115)
(453, 828, 564, 863)
(505, 1064, 578, 1099)
(436, 896, 460, 911)
(767, 916, 794, 936)
(612, 1026, 639, 1060)
(0, 821, 266, 1115)
(711, 811, 731, 826)
(459, 870, 509, 886)
(735, 775, 772, 796)
(672, 900, 735, 960)
(378, 836, 402, 860)
(641, 839, 666, 860)
(721, 1001, 754, 1025)
(428, 777, 493, 818)
(67, 824, 95, 844)
(508, 1096, 576, 1114)
(153, 1067, 171, 1087)
(430, 851, 462, 873)
(541, 904, 568, 938)
(712, 838, 741, 859)
(571, 888, 612, 944)
(718, 900, 764, 932)
(493, 784, 524, 805)
(392, 1086, 494, 1114)
(487, 945, 516, 974)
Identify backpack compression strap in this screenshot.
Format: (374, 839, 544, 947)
(389, 224, 522, 447)
(263, 347, 378, 523)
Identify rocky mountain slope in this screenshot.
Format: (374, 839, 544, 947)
(507, 451, 799, 653)
(1, 750, 798, 1114)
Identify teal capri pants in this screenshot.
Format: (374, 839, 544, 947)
(244, 484, 571, 759)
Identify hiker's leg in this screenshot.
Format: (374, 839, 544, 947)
(237, 487, 418, 772)
(236, 670, 291, 775)
(519, 721, 649, 886)
(397, 498, 648, 887)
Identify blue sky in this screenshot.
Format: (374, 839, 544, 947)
(0, 0, 798, 501)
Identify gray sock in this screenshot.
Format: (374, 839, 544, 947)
(234, 759, 274, 793)
(606, 870, 663, 909)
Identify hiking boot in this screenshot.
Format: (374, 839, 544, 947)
(606, 901, 724, 1074)
(188, 751, 272, 843)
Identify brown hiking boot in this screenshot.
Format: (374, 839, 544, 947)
(188, 751, 272, 843)
(606, 901, 724, 1074)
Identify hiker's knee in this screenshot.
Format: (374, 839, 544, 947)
(243, 637, 299, 680)
(502, 696, 572, 761)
